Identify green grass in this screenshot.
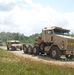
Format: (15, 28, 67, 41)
(0, 48, 74, 75)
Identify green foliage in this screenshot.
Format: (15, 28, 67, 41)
(71, 33, 74, 37)
(0, 48, 74, 75)
(0, 32, 40, 43)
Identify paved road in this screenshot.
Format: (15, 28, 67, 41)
(0, 46, 74, 68)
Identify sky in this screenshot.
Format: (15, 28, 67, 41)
(0, 0, 74, 36)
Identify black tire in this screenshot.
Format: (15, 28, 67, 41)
(33, 46, 39, 55)
(50, 46, 61, 59)
(23, 45, 28, 54)
(28, 46, 33, 54)
(7, 46, 9, 50)
(39, 43, 45, 54)
(20, 47, 22, 50)
(65, 55, 74, 59)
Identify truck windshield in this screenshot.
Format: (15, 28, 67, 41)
(54, 29, 61, 35)
(54, 29, 70, 36)
(62, 31, 70, 36)
(11, 42, 20, 44)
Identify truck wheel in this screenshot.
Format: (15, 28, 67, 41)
(28, 46, 33, 54)
(39, 43, 45, 54)
(65, 55, 73, 59)
(20, 47, 22, 50)
(23, 45, 28, 54)
(14, 48, 16, 50)
(50, 46, 61, 59)
(33, 46, 39, 55)
(7, 46, 9, 50)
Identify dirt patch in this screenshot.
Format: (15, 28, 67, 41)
(11, 52, 74, 69)
(0, 57, 20, 62)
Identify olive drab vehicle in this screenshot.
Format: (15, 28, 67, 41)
(23, 26, 74, 59)
(6, 40, 22, 50)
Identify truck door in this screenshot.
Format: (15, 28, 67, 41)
(46, 30, 54, 42)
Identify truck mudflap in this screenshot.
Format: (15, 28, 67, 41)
(66, 50, 74, 55)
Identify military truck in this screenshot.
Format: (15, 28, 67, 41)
(6, 40, 22, 50)
(23, 26, 74, 59)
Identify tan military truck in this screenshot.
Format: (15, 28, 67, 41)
(23, 26, 74, 59)
(6, 40, 22, 50)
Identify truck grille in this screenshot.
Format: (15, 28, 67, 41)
(67, 39, 74, 50)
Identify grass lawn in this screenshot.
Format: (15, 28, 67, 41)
(0, 48, 74, 75)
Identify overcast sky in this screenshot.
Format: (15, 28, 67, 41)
(0, 0, 74, 36)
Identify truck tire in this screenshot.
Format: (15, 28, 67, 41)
(50, 46, 61, 59)
(23, 45, 28, 54)
(28, 46, 33, 54)
(39, 43, 45, 54)
(20, 47, 22, 50)
(7, 46, 9, 50)
(33, 46, 39, 55)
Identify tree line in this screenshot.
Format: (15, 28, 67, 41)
(0, 32, 39, 43)
(0, 32, 74, 43)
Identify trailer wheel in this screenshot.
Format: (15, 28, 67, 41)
(50, 46, 61, 59)
(23, 45, 28, 54)
(33, 46, 39, 55)
(28, 46, 33, 54)
(65, 55, 73, 59)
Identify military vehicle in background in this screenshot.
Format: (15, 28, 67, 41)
(6, 40, 22, 50)
(23, 26, 74, 59)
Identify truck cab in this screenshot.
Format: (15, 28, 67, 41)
(41, 26, 74, 59)
(42, 26, 70, 43)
